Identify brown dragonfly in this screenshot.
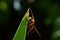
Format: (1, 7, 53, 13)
(27, 8, 41, 37)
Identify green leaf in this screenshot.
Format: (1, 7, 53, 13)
(13, 9, 29, 40)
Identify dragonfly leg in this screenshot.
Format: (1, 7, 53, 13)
(33, 26, 41, 37)
(27, 26, 34, 34)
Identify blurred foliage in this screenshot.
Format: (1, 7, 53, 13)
(0, 1, 10, 25)
(0, 1, 8, 11)
(51, 30, 60, 40)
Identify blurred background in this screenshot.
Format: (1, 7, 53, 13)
(0, 0, 60, 40)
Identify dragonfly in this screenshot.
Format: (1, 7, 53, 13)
(27, 8, 41, 37)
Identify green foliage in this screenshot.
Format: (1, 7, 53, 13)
(0, 1, 8, 11)
(13, 10, 29, 40)
(54, 17, 60, 31)
(51, 17, 60, 40)
(51, 30, 60, 40)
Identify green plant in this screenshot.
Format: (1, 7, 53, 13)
(13, 9, 29, 40)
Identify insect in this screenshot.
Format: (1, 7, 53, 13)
(27, 8, 41, 37)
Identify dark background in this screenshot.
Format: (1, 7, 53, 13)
(0, 0, 60, 40)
